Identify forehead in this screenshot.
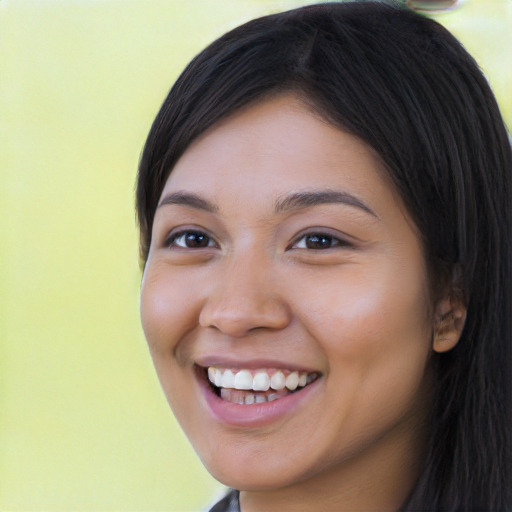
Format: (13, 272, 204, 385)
(160, 94, 401, 219)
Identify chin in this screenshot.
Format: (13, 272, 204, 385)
(212, 470, 296, 492)
(200, 447, 310, 492)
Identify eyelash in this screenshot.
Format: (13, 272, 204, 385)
(165, 229, 352, 251)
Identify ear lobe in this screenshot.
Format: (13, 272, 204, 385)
(432, 297, 467, 353)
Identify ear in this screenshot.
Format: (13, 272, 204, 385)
(432, 295, 467, 353)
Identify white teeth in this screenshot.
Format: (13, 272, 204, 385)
(221, 369, 235, 389)
(234, 370, 253, 390)
(270, 371, 286, 390)
(285, 371, 299, 391)
(255, 395, 266, 403)
(268, 394, 280, 402)
(245, 394, 255, 405)
(253, 372, 270, 391)
(214, 369, 223, 387)
(208, 366, 317, 394)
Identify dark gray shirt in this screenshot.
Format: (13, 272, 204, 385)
(209, 490, 240, 512)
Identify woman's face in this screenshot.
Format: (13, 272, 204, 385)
(140, 95, 434, 494)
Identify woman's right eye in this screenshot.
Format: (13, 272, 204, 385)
(167, 230, 215, 249)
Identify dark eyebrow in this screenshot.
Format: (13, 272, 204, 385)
(157, 191, 219, 213)
(274, 190, 378, 218)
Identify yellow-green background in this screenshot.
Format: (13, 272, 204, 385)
(1, 1, 510, 510)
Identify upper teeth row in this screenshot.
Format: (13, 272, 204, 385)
(208, 367, 312, 392)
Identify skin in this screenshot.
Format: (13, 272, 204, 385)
(140, 94, 461, 512)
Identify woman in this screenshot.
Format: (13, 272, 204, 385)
(136, 2, 511, 511)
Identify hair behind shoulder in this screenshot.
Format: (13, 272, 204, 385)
(137, 2, 512, 509)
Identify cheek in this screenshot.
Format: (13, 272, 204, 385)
(139, 263, 201, 416)
(293, 260, 432, 373)
(140, 262, 199, 357)
(295, 267, 433, 448)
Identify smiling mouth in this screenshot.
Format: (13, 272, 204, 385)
(205, 366, 320, 405)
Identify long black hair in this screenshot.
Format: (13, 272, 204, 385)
(136, 2, 512, 510)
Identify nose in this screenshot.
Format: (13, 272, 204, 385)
(199, 257, 292, 338)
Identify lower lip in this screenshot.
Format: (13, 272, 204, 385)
(198, 370, 321, 428)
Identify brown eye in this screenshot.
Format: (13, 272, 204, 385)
(305, 234, 334, 249)
(169, 231, 214, 249)
(293, 233, 348, 250)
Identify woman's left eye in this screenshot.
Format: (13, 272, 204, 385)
(292, 233, 349, 250)
(167, 230, 215, 249)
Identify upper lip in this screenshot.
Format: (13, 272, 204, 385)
(194, 355, 319, 373)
